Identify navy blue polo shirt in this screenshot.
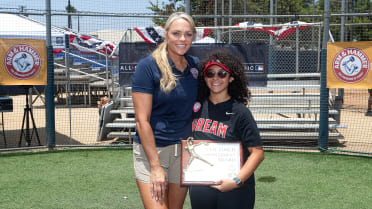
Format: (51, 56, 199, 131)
(131, 54, 199, 147)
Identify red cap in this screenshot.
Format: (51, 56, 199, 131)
(203, 59, 231, 78)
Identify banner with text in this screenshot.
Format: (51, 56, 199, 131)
(0, 38, 47, 85)
(119, 43, 268, 87)
(327, 41, 372, 89)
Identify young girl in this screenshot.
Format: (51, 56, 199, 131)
(190, 50, 264, 209)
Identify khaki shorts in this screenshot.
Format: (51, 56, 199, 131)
(133, 142, 182, 184)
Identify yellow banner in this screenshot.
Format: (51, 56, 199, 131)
(0, 38, 47, 85)
(327, 41, 372, 89)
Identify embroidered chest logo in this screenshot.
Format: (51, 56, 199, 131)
(192, 118, 229, 138)
(190, 68, 199, 79)
(193, 102, 201, 113)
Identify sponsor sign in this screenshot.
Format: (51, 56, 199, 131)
(327, 42, 372, 88)
(0, 38, 47, 85)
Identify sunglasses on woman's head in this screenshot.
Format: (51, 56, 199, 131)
(205, 69, 229, 78)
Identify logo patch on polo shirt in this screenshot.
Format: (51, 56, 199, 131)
(193, 102, 201, 112)
(190, 68, 198, 79)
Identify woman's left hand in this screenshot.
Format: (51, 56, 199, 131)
(210, 179, 239, 192)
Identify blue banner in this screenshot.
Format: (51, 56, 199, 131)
(119, 43, 268, 87)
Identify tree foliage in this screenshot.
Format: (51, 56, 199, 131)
(147, 0, 372, 41)
(65, 4, 77, 13)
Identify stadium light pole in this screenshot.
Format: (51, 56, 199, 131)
(185, 0, 190, 14)
(339, 1, 346, 77)
(335, 0, 346, 122)
(45, 0, 56, 149)
(215, 0, 218, 39)
(319, 0, 330, 151)
(228, 0, 232, 43)
(67, 0, 72, 29)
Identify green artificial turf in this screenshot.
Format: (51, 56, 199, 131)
(254, 151, 372, 209)
(0, 148, 371, 209)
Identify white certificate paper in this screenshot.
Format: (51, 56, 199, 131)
(182, 141, 242, 185)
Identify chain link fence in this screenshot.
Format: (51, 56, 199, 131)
(0, 0, 371, 156)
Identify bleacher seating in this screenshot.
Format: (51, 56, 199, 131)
(53, 48, 113, 106)
(102, 73, 346, 144)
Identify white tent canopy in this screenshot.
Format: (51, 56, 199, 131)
(0, 14, 65, 50)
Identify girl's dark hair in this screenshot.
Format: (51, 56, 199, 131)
(198, 50, 251, 104)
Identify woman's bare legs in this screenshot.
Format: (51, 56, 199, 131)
(137, 180, 187, 209)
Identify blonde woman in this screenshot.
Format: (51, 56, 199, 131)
(131, 12, 199, 209)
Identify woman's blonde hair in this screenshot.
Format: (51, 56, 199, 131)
(152, 12, 196, 93)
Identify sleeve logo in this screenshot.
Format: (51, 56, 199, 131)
(190, 68, 199, 79)
(193, 101, 201, 113)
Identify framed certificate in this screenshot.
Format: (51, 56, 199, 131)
(180, 138, 243, 186)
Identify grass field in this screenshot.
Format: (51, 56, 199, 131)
(0, 148, 371, 209)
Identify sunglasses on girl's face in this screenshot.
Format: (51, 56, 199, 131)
(205, 70, 229, 79)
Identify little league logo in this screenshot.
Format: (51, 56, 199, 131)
(4, 44, 42, 80)
(332, 47, 370, 84)
(190, 68, 199, 79)
(193, 102, 201, 113)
